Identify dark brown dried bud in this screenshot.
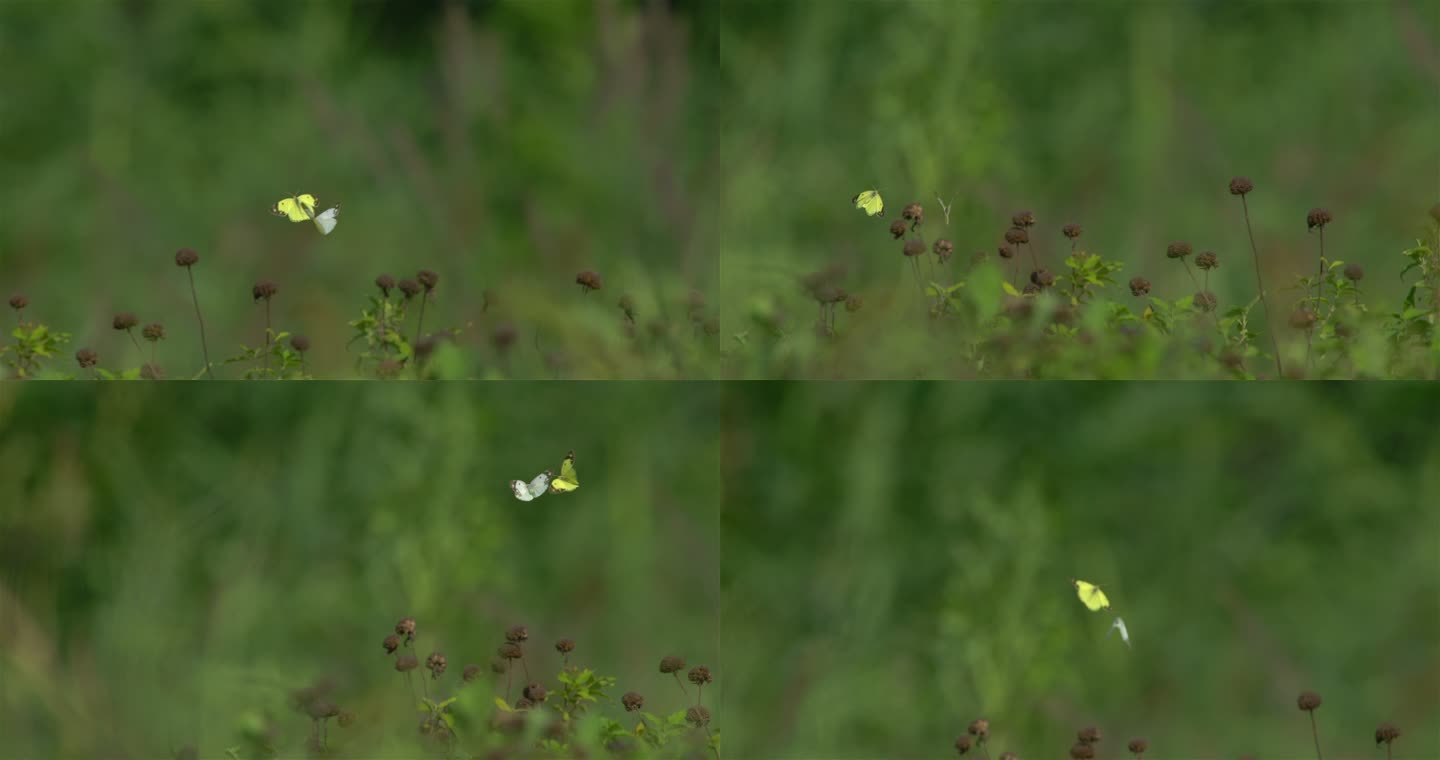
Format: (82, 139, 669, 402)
(1069, 742, 1096, 760)
(416, 269, 439, 292)
(1220, 347, 1244, 370)
(1062, 223, 1082, 239)
(175, 248, 199, 267)
(1297, 691, 1322, 711)
(1289, 308, 1318, 331)
(252, 280, 278, 301)
(902, 203, 924, 224)
(998, 244, 1015, 259)
(687, 666, 713, 686)
(523, 683, 547, 702)
(934, 238, 954, 262)
(383, 634, 401, 654)
(576, 270, 603, 291)
(1195, 251, 1218, 270)
(492, 322, 518, 352)
(426, 652, 447, 678)
(398, 279, 421, 299)
(1228, 176, 1254, 196)
(140, 363, 164, 380)
(1129, 277, 1151, 297)
(1194, 290, 1217, 312)
(462, 663, 481, 683)
(659, 655, 685, 674)
(1004, 227, 1028, 245)
(375, 274, 396, 296)
(955, 735, 973, 754)
(490, 657, 507, 674)
(395, 655, 419, 672)
(290, 335, 310, 353)
(555, 638, 575, 655)
(1077, 726, 1102, 744)
(112, 312, 139, 331)
(142, 323, 166, 342)
(685, 706, 711, 727)
(7, 293, 27, 311)
(622, 692, 644, 712)
(1375, 722, 1400, 745)
(1165, 241, 1192, 259)
(1128, 738, 1149, 755)
(396, 617, 417, 640)
(505, 625, 529, 643)
(890, 220, 908, 239)
(968, 718, 989, 738)
(76, 349, 99, 369)
(498, 643, 522, 660)
(845, 295, 863, 312)
(1344, 263, 1364, 281)
(1030, 269, 1054, 288)
(414, 336, 436, 360)
(903, 239, 926, 257)
(1012, 210, 1036, 228)
(1306, 208, 1332, 230)
(1021, 282, 1040, 296)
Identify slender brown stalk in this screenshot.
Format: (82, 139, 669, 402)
(263, 300, 272, 377)
(1240, 196, 1283, 375)
(186, 268, 214, 379)
(413, 293, 429, 349)
(1308, 710, 1323, 760)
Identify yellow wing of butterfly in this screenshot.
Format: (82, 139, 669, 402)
(1072, 579, 1111, 612)
(549, 451, 579, 493)
(852, 189, 884, 217)
(272, 194, 318, 222)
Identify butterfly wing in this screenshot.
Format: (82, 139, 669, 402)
(510, 479, 537, 502)
(273, 194, 317, 222)
(312, 205, 340, 235)
(852, 189, 884, 217)
(1074, 580, 1110, 611)
(511, 472, 552, 502)
(549, 451, 579, 493)
(1110, 617, 1131, 648)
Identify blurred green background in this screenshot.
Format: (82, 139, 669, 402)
(0, 0, 719, 379)
(0, 383, 719, 757)
(722, 383, 1440, 758)
(719, 0, 1440, 377)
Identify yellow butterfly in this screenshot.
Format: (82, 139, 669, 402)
(548, 450, 579, 493)
(1072, 579, 1111, 612)
(271, 193, 340, 235)
(852, 189, 884, 217)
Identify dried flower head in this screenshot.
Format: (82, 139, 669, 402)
(1012, 210, 1036, 228)
(174, 248, 199, 267)
(8, 293, 28, 312)
(903, 239, 926, 257)
(396, 617, 417, 641)
(426, 652, 447, 678)
(1374, 722, 1400, 745)
(290, 335, 310, 353)
(1030, 269, 1055, 288)
(375, 273, 396, 296)
(687, 666, 713, 686)
(1004, 227, 1028, 245)
(968, 718, 990, 739)
(498, 643, 522, 660)
(398, 279, 421, 299)
(416, 269, 439, 292)
(902, 203, 924, 224)
(492, 322, 518, 352)
(1306, 208, 1333, 230)
(576, 270, 603, 292)
(659, 655, 685, 674)
(934, 238, 954, 262)
(622, 692, 644, 712)
(1344, 263, 1364, 282)
(889, 220, 908, 239)
(555, 638, 575, 655)
(685, 706, 711, 727)
(1194, 290, 1217, 312)
(1289, 308, 1318, 331)
(140, 363, 164, 380)
(1195, 251, 1219, 270)
(1228, 176, 1254, 196)
(1077, 726, 1102, 745)
(252, 280, 278, 301)
(1128, 738, 1149, 755)
(76, 349, 99, 369)
(1021, 282, 1040, 296)
(1062, 223, 1082, 239)
(462, 663, 481, 683)
(1165, 241, 1192, 259)
(113, 312, 139, 331)
(1126, 277, 1150, 298)
(142, 323, 166, 342)
(383, 634, 401, 654)
(1297, 691, 1323, 711)
(489, 657, 507, 674)
(505, 625, 529, 643)
(955, 736, 973, 754)
(998, 244, 1015, 259)
(395, 655, 419, 673)
(1069, 742, 1096, 760)
(523, 683, 547, 702)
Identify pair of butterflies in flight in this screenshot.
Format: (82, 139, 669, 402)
(1072, 578, 1131, 648)
(510, 451, 580, 502)
(271, 193, 340, 235)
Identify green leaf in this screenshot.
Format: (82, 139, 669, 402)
(493, 696, 514, 712)
(1001, 281, 1021, 297)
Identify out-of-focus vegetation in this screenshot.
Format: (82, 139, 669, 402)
(722, 383, 1440, 757)
(0, 383, 720, 757)
(0, 0, 719, 379)
(719, 0, 1440, 378)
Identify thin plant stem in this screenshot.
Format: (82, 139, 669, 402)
(696, 683, 703, 707)
(1240, 195, 1283, 376)
(186, 268, 214, 379)
(672, 672, 688, 700)
(519, 654, 530, 682)
(1027, 241, 1039, 271)
(1308, 710, 1323, 760)
(413, 292, 429, 349)
(1316, 227, 1326, 305)
(263, 300, 272, 378)
(126, 328, 144, 360)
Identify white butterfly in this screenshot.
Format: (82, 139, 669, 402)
(510, 471, 552, 502)
(312, 204, 340, 235)
(1110, 616, 1131, 648)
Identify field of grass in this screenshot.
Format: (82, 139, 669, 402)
(0, 1, 719, 380)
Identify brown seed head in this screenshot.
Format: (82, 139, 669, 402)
(1004, 227, 1028, 245)
(1124, 277, 1149, 298)
(142, 323, 166, 342)
(290, 335, 310, 353)
(1375, 722, 1400, 745)
(622, 691, 644, 712)
(416, 269, 439, 292)
(1306, 208, 1333, 230)
(1069, 743, 1096, 760)
(555, 638, 575, 655)
(462, 663, 481, 683)
(1062, 223, 1082, 239)
(76, 349, 99, 369)
(890, 220, 908, 239)
(375, 273, 396, 296)
(514, 696, 535, 710)
(903, 239, 926, 257)
(489, 657, 507, 674)
(659, 655, 685, 674)
(576, 270, 603, 291)
(398, 279, 421, 299)
(1030, 268, 1054, 288)
(687, 665, 713, 686)
(383, 634, 401, 654)
(1165, 241, 1192, 259)
(7, 293, 27, 311)
(1021, 282, 1040, 296)
(968, 718, 990, 738)
(955, 735, 972, 754)
(1195, 251, 1219, 270)
(113, 312, 139, 331)
(902, 202, 924, 224)
(1077, 726, 1102, 744)
(523, 682, 547, 702)
(396, 617, 417, 640)
(140, 363, 164, 380)
(1297, 690, 1323, 711)
(1194, 290, 1217, 312)
(498, 642, 523, 660)
(1228, 176, 1254, 196)
(426, 652, 447, 678)
(685, 706, 711, 727)
(1344, 263, 1364, 282)
(174, 248, 199, 267)
(252, 280, 278, 301)
(1289, 308, 1318, 331)
(492, 322, 518, 352)
(1128, 738, 1149, 755)
(1012, 210, 1036, 228)
(505, 625, 529, 643)
(395, 654, 419, 672)
(998, 244, 1015, 259)
(934, 238, 954, 262)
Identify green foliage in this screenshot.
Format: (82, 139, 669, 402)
(2, 321, 71, 378)
(223, 329, 308, 380)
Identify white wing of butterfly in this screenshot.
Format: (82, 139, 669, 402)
(312, 204, 340, 235)
(1110, 616, 1131, 648)
(510, 472, 552, 502)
